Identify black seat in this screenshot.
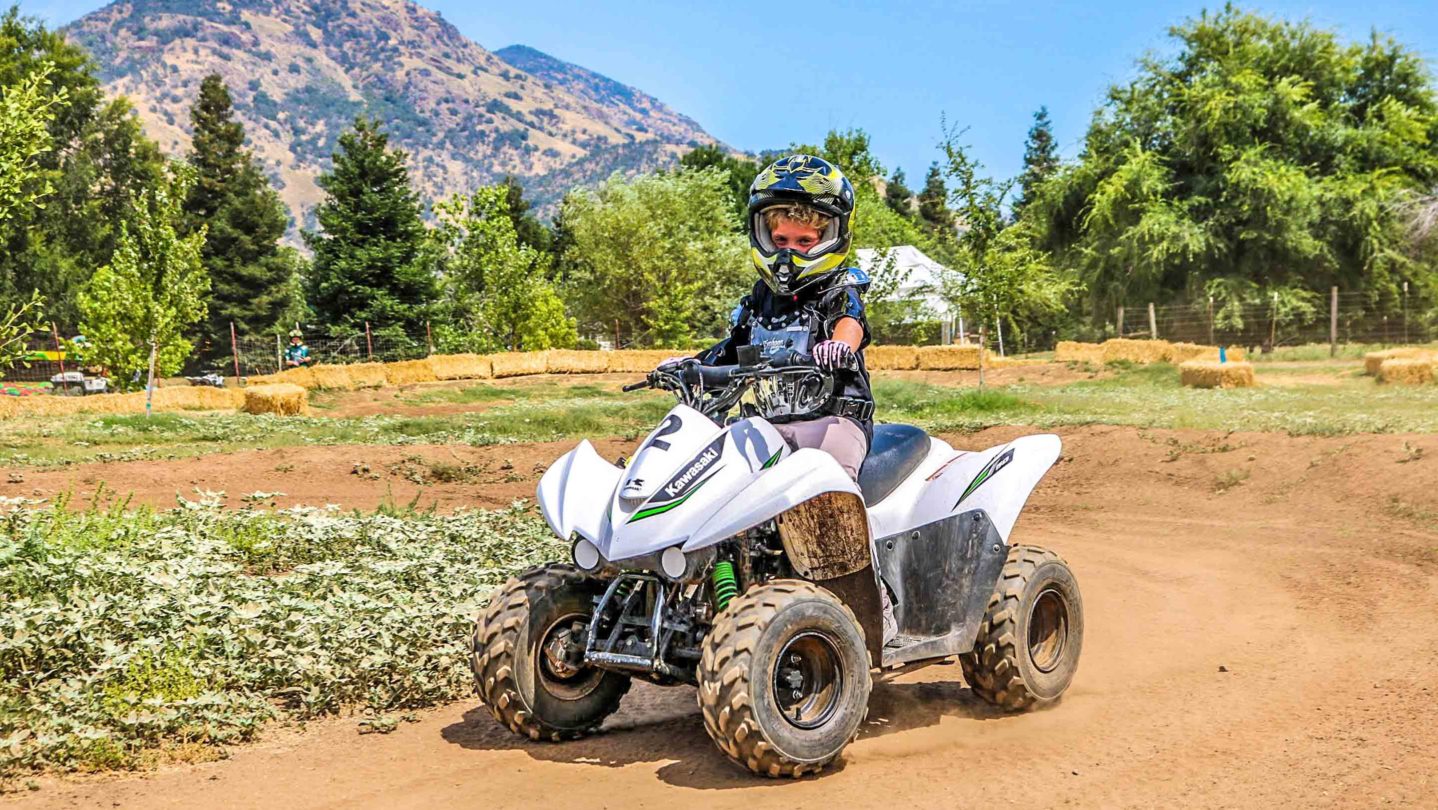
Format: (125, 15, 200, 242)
(858, 424, 930, 505)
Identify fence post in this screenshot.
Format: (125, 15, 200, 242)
(1403, 281, 1409, 344)
(1148, 302, 1157, 339)
(425, 320, 434, 355)
(994, 312, 1005, 357)
(50, 322, 66, 378)
(364, 322, 374, 359)
(230, 321, 241, 379)
(1116, 305, 1125, 338)
(275, 334, 282, 372)
(1208, 296, 1215, 345)
(1329, 286, 1338, 358)
(144, 340, 157, 419)
(978, 325, 987, 388)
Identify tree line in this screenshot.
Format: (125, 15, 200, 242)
(1, 5, 1436, 384)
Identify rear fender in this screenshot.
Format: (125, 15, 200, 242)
(911, 434, 1062, 543)
(536, 440, 623, 542)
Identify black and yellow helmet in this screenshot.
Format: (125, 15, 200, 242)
(747, 154, 856, 296)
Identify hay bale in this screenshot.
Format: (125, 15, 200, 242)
(148, 387, 244, 411)
(275, 367, 318, 389)
(383, 358, 439, 386)
(865, 345, 920, 370)
(1377, 357, 1436, 385)
(1165, 342, 1217, 363)
(1102, 338, 1174, 365)
(545, 350, 610, 374)
(345, 363, 389, 389)
(308, 364, 354, 391)
(244, 373, 282, 386)
(916, 345, 984, 370)
(608, 350, 684, 373)
(242, 383, 308, 415)
(1225, 346, 1247, 362)
(429, 353, 493, 381)
(1055, 341, 1105, 364)
(1364, 348, 1433, 376)
(1180, 360, 1256, 389)
(490, 352, 548, 378)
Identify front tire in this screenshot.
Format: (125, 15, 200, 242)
(698, 580, 871, 778)
(470, 564, 631, 741)
(960, 545, 1083, 711)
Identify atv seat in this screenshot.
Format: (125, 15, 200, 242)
(858, 424, 930, 505)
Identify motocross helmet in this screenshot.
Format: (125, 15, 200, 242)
(747, 154, 855, 296)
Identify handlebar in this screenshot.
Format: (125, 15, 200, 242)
(620, 349, 855, 396)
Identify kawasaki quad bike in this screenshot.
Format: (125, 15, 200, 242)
(469, 348, 1083, 778)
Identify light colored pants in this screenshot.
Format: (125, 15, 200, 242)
(772, 417, 867, 481)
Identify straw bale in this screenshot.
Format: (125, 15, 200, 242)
(382, 358, 439, 386)
(865, 345, 920, 370)
(345, 363, 389, 389)
(608, 350, 683, 374)
(545, 350, 611, 374)
(1226, 346, 1247, 362)
(244, 373, 282, 386)
(1377, 357, 1435, 386)
(1165, 342, 1217, 363)
(309, 364, 355, 391)
(1101, 338, 1173, 365)
(242, 384, 308, 416)
(490, 352, 549, 378)
(1364, 348, 1433, 376)
(429, 353, 493, 381)
(276, 367, 318, 389)
(1179, 360, 1255, 389)
(916, 345, 984, 370)
(1054, 341, 1104, 364)
(148, 387, 244, 411)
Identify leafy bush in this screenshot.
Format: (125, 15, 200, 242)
(0, 500, 563, 776)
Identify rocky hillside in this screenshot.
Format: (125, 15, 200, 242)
(64, 0, 721, 226)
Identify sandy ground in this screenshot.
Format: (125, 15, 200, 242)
(5, 425, 1438, 808)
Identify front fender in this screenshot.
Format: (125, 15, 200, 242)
(536, 440, 622, 542)
(681, 448, 862, 551)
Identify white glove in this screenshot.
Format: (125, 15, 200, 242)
(812, 340, 853, 370)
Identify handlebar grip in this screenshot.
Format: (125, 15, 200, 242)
(621, 380, 650, 392)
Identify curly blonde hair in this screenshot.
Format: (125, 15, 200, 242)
(762, 203, 831, 232)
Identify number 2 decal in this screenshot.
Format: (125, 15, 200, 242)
(650, 414, 682, 451)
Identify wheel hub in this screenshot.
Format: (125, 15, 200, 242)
(1028, 586, 1069, 674)
(773, 631, 844, 730)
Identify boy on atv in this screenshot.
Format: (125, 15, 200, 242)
(666, 154, 873, 480)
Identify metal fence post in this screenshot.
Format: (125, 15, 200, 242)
(230, 321, 241, 379)
(1330, 286, 1338, 357)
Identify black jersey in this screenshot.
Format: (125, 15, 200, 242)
(698, 268, 874, 440)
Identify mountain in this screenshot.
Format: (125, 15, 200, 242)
(63, 0, 722, 228)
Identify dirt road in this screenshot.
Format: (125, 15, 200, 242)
(8, 426, 1438, 808)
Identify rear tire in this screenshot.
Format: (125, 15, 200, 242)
(470, 564, 631, 741)
(698, 580, 871, 778)
(960, 545, 1083, 711)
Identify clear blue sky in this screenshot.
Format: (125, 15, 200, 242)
(19, 0, 1438, 184)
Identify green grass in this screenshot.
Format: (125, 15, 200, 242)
(0, 392, 674, 468)
(1248, 342, 1438, 362)
(3, 363, 1437, 470)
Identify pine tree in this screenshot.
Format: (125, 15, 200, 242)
(304, 116, 437, 333)
(183, 74, 292, 353)
(884, 167, 913, 219)
(500, 174, 552, 253)
(918, 162, 953, 232)
(1015, 106, 1059, 215)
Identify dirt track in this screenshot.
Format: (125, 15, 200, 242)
(8, 425, 1438, 808)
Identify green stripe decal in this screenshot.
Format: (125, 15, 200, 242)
(761, 448, 783, 470)
(628, 469, 720, 523)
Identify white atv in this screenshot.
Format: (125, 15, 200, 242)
(470, 348, 1083, 777)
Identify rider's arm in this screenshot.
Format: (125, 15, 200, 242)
(831, 317, 863, 351)
(695, 296, 753, 365)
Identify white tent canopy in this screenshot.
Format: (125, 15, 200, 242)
(853, 245, 961, 319)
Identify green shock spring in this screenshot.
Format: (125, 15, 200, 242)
(712, 561, 738, 611)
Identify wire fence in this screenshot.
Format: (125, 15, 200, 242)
(6, 288, 1436, 382)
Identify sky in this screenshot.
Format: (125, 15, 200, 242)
(18, 0, 1438, 185)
